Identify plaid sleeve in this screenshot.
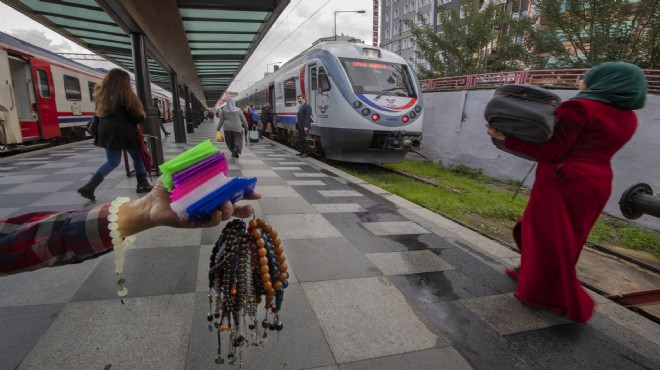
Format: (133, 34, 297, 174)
(0, 205, 114, 276)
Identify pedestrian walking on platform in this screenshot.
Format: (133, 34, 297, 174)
(77, 69, 153, 202)
(487, 62, 647, 323)
(153, 98, 171, 136)
(260, 104, 274, 138)
(217, 99, 248, 158)
(295, 95, 312, 157)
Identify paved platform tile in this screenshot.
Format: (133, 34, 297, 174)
(338, 347, 471, 370)
(20, 294, 195, 370)
(258, 196, 318, 215)
(313, 203, 367, 213)
(460, 293, 568, 335)
(365, 250, 455, 275)
(362, 221, 430, 236)
(318, 190, 363, 197)
(266, 214, 342, 240)
(255, 185, 300, 198)
(302, 277, 443, 363)
(287, 180, 326, 186)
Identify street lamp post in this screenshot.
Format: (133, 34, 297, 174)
(334, 10, 366, 41)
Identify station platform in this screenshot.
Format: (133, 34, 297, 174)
(1, 122, 658, 370)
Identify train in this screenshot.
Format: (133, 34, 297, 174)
(0, 31, 173, 154)
(233, 40, 423, 163)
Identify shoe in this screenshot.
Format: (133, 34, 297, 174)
(164, 132, 171, 136)
(295, 153, 303, 156)
(136, 173, 154, 193)
(300, 154, 309, 158)
(505, 266, 520, 280)
(77, 173, 104, 202)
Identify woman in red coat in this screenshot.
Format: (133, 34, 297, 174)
(487, 62, 647, 322)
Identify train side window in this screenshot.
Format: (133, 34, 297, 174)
(310, 66, 318, 91)
(88, 81, 97, 102)
(36, 69, 50, 98)
(63, 75, 82, 101)
(283, 77, 297, 107)
(319, 68, 331, 91)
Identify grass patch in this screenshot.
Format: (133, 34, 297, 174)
(338, 160, 660, 261)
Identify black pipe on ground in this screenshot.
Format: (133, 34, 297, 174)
(619, 183, 660, 219)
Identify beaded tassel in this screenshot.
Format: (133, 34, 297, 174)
(208, 218, 289, 366)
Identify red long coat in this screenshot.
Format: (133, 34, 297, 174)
(504, 98, 637, 323)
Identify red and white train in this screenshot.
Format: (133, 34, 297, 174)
(0, 31, 173, 153)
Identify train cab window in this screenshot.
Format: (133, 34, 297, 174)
(36, 69, 50, 98)
(319, 68, 331, 92)
(283, 77, 297, 107)
(340, 58, 415, 98)
(63, 75, 82, 101)
(88, 81, 97, 102)
(310, 66, 318, 91)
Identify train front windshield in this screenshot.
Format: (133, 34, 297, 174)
(340, 59, 416, 98)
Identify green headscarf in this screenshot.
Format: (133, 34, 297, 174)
(574, 62, 647, 110)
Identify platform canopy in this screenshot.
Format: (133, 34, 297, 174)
(2, 0, 288, 107)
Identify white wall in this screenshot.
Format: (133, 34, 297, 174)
(419, 89, 660, 231)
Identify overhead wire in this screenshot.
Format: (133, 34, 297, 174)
(232, 0, 330, 88)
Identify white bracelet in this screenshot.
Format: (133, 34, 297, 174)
(108, 196, 136, 302)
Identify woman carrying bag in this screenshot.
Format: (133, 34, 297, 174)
(217, 99, 248, 158)
(77, 69, 153, 202)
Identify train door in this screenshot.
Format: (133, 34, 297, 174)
(30, 60, 59, 139)
(0, 50, 22, 144)
(307, 64, 318, 125)
(8, 56, 39, 140)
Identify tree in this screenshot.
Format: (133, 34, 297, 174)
(405, 0, 534, 78)
(529, 0, 660, 68)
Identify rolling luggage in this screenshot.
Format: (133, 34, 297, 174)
(248, 126, 259, 143)
(484, 84, 561, 160)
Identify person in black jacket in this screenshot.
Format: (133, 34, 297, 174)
(260, 104, 273, 139)
(153, 98, 171, 136)
(295, 95, 312, 157)
(77, 69, 153, 201)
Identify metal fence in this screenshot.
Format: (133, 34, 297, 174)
(420, 69, 660, 94)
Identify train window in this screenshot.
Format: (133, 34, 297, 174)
(63, 75, 82, 101)
(36, 69, 50, 98)
(283, 77, 297, 107)
(340, 58, 415, 98)
(319, 68, 331, 91)
(88, 81, 97, 102)
(310, 66, 318, 91)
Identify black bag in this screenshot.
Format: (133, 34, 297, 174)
(86, 116, 99, 137)
(484, 84, 561, 160)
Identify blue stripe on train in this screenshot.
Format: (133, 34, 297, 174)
(276, 115, 296, 124)
(58, 116, 93, 124)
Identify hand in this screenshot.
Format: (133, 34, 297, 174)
(486, 124, 506, 141)
(304, 127, 309, 132)
(117, 178, 261, 237)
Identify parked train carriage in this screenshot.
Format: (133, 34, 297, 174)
(0, 31, 174, 153)
(236, 41, 423, 163)
(153, 93, 174, 122)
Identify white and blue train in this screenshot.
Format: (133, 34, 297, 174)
(234, 41, 423, 163)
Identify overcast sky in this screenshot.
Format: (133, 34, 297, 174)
(0, 0, 375, 99)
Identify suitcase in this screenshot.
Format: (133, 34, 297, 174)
(484, 84, 561, 161)
(248, 126, 259, 143)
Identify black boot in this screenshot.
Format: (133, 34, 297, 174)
(136, 173, 153, 193)
(77, 173, 104, 202)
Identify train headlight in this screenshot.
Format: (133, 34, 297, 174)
(371, 113, 380, 121)
(361, 108, 370, 116)
(414, 106, 422, 113)
(409, 111, 417, 118)
(402, 115, 409, 123)
(353, 101, 362, 108)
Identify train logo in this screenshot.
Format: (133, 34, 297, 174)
(318, 105, 329, 113)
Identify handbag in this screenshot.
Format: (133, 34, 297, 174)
(216, 131, 224, 142)
(86, 116, 99, 137)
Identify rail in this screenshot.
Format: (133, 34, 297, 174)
(420, 69, 660, 94)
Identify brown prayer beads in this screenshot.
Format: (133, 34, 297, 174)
(207, 218, 289, 366)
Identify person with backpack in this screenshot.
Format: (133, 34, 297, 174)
(486, 62, 647, 323)
(260, 104, 274, 138)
